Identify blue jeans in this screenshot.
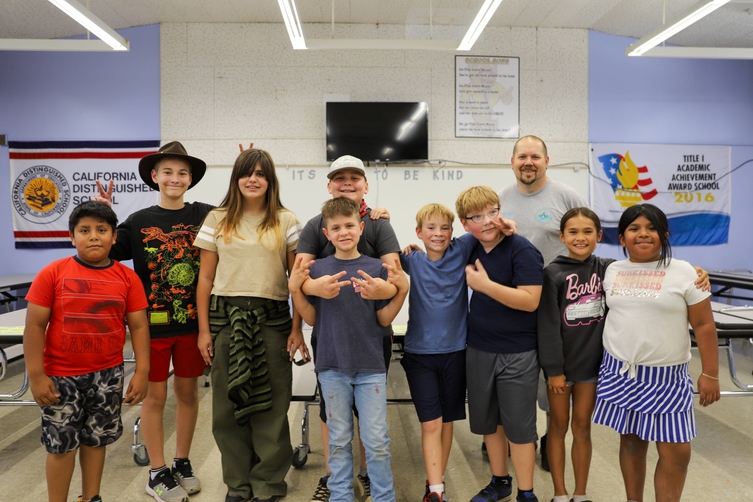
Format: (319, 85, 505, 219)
(318, 371, 394, 502)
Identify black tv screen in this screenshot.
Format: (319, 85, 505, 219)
(326, 102, 429, 162)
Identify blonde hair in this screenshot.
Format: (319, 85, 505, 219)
(455, 186, 500, 220)
(415, 203, 454, 228)
(215, 149, 286, 249)
(321, 197, 359, 227)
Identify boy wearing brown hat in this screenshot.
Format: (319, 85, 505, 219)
(96, 141, 211, 502)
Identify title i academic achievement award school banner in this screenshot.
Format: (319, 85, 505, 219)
(9, 140, 160, 249)
(589, 143, 731, 246)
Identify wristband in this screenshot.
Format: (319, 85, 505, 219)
(701, 373, 719, 381)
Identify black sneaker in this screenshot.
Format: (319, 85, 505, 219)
(172, 458, 202, 495)
(516, 492, 538, 502)
(425, 493, 442, 502)
(356, 473, 371, 502)
(540, 434, 549, 472)
(311, 475, 330, 502)
(470, 477, 512, 502)
(146, 468, 189, 502)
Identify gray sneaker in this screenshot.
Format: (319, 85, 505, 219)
(172, 459, 201, 495)
(146, 468, 189, 502)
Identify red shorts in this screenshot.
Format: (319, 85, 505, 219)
(149, 333, 207, 382)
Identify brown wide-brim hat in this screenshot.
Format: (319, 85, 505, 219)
(138, 141, 207, 191)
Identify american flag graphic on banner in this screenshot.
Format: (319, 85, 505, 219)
(9, 140, 160, 249)
(598, 152, 658, 206)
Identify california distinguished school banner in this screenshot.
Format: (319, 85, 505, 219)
(589, 143, 731, 246)
(9, 140, 160, 249)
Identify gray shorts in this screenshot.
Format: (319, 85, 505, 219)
(537, 370, 550, 412)
(466, 347, 539, 444)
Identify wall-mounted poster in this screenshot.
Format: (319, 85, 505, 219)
(455, 55, 519, 138)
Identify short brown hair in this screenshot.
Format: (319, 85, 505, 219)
(455, 186, 500, 219)
(154, 157, 192, 173)
(321, 197, 360, 227)
(512, 135, 548, 158)
(415, 203, 454, 228)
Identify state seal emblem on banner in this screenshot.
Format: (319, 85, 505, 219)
(12, 165, 71, 224)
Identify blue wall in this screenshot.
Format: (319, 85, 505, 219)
(589, 30, 753, 272)
(0, 24, 160, 275)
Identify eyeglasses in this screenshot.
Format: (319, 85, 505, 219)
(466, 208, 500, 224)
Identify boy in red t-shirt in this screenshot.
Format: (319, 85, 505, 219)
(24, 201, 150, 502)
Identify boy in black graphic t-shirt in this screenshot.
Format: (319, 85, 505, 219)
(96, 141, 212, 502)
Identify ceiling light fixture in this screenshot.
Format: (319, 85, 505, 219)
(457, 0, 504, 51)
(277, 0, 306, 50)
(48, 0, 129, 51)
(627, 0, 731, 56)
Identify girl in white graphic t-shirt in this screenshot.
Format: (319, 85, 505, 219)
(593, 203, 720, 502)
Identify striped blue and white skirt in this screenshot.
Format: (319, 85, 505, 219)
(593, 350, 696, 443)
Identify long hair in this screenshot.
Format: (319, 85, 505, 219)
(216, 148, 286, 248)
(617, 203, 672, 267)
(560, 206, 602, 233)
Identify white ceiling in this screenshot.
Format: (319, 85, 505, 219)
(2, 0, 753, 48)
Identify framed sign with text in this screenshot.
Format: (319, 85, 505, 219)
(455, 55, 519, 138)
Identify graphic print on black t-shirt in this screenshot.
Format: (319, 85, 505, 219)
(141, 223, 201, 325)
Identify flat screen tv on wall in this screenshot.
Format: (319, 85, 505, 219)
(326, 102, 429, 162)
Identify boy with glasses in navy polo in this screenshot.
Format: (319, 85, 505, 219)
(456, 186, 544, 502)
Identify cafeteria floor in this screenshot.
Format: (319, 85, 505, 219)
(1, 342, 753, 502)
